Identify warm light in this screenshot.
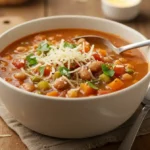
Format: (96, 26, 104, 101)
(106, 0, 140, 7)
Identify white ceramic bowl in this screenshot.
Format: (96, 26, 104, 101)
(0, 16, 150, 139)
(101, 0, 141, 21)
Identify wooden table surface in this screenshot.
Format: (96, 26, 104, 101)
(0, 0, 150, 149)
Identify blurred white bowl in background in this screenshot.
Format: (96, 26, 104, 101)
(101, 0, 142, 21)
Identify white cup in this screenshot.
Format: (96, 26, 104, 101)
(101, 0, 142, 21)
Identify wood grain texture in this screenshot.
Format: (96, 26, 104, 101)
(0, 0, 150, 150)
(0, 0, 44, 21)
(0, 1, 44, 150)
(0, 117, 28, 150)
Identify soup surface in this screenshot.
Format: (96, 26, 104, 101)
(0, 29, 148, 98)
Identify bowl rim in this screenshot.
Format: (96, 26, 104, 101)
(0, 15, 149, 102)
(101, 0, 142, 8)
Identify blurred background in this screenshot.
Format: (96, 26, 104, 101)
(0, 0, 149, 39)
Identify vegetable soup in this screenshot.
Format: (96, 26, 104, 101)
(0, 29, 148, 97)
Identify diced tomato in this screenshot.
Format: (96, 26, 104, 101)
(98, 89, 112, 95)
(92, 53, 101, 61)
(12, 59, 25, 69)
(44, 65, 51, 76)
(114, 65, 125, 76)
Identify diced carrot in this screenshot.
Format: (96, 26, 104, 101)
(80, 83, 96, 96)
(98, 89, 112, 95)
(99, 49, 107, 57)
(46, 91, 59, 97)
(114, 65, 125, 76)
(107, 78, 124, 91)
(92, 53, 101, 61)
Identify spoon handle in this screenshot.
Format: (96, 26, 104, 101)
(118, 106, 150, 150)
(119, 40, 150, 53)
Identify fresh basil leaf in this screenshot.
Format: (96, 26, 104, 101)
(26, 54, 37, 67)
(87, 81, 99, 90)
(38, 66, 45, 76)
(37, 41, 51, 52)
(102, 64, 115, 77)
(59, 67, 70, 78)
(64, 42, 76, 48)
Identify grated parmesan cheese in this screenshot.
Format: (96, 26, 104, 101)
(35, 40, 94, 69)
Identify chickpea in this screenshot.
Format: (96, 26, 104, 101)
(125, 64, 134, 70)
(53, 77, 69, 90)
(121, 73, 133, 81)
(0, 67, 6, 72)
(119, 58, 127, 63)
(114, 60, 122, 65)
(48, 36, 54, 41)
(14, 72, 27, 80)
(34, 35, 46, 41)
(67, 89, 78, 98)
(79, 68, 91, 80)
(4, 55, 12, 60)
(88, 61, 102, 72)
(0, 60, 8, 66)
(103, 57, 112, 63)
(77, 38, 86, 44)
(23, 83, 35, 92)
(15, 47, 27, 53)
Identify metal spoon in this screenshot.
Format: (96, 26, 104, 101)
(73, 35, 150, 54)
(118, 86, 150, 150)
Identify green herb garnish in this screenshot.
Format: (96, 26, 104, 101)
(37, 41, 51, 52)
(26, 54, 37, 67)
(64, 42, 76, 48)
(59, 67, 70, 78)
(87, 81, 99, 90)
(38, 66, 45, 76)
(102, 64, 115, 77)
